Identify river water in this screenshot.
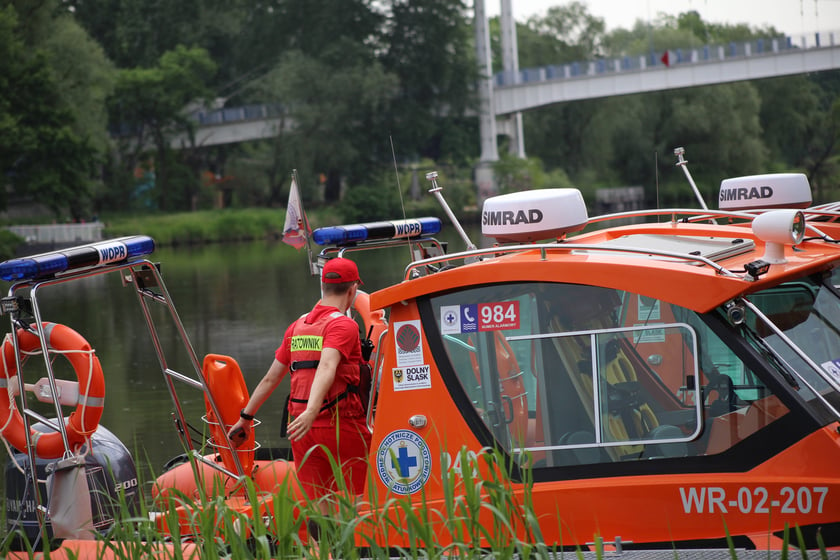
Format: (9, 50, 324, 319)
(1, 227, 478, 484)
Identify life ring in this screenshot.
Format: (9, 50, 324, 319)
(466, 331, 529, 443)
(493, 331, 528, 444)
(0, 323, 105, 458)
(351, 289, 387, 362)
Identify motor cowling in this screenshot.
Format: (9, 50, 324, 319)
(4, 421, 140, 546)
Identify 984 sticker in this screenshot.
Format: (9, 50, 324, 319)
(680, 486, 829, 515)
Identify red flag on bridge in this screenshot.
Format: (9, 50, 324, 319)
(660, 50, 671, 67)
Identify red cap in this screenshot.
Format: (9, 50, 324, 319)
(322, 258, 362, 284)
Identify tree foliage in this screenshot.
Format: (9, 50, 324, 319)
(108, 45, 216, 211)
(254, 49, 397, 204)
(3, 0, 840, 220)
(0, 4, 109, 219)
(513, 5, 838, 204)
(382, 0, 477, 163)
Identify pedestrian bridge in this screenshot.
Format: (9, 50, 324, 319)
(492, 31, 840, 115)
(173, 30, 839, 148)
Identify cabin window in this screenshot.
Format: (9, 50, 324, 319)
(429, 282, 792, 469)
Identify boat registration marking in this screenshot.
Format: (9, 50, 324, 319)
(679, 486, 829, 515)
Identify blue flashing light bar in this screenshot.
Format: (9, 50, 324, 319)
(312, 217, 442, 246)
(0, 235, 155, 282)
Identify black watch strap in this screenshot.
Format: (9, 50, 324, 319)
(240, 409, 255, 421)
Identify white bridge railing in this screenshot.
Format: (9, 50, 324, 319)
(8, 223, 104, 245)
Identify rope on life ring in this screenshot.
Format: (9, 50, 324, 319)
(0, 322, 105, 459)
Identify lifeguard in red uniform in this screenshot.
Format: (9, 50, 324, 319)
(228, 257, 371, 545)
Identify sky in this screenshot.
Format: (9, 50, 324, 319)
(484, 0, 840, 38)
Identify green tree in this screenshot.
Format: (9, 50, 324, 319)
(0, 5, 104, 220)
(381, 0, 477, 163)
(254, 50, 398, 205)
(109, 45, 216, 211)
(68, 0, 242, 72)
(516, 5, 773, 206)
(519, 2, 606, 64)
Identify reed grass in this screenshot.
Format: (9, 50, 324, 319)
(0, 445, 834, 559)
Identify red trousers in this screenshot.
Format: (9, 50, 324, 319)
(291, 417, 371, 500)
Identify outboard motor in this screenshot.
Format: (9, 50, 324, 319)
(4, 422, 140, 546)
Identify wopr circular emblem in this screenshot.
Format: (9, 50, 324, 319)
(396, 323, 420, 352)
(376, 430, 432, 495)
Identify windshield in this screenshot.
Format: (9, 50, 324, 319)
(426, 282, 800, 469)
(741, 272, 840, 416)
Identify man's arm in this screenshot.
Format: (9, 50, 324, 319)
(227, 358, 288, 443)
(286, 347, 340, 441)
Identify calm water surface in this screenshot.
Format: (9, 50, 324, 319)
(2, 228, 478, 484)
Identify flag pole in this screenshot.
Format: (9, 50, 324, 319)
(290, 169, 319, 277)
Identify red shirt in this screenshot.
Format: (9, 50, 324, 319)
(276, 303, 363, 426)
(275, 303, 361, 365)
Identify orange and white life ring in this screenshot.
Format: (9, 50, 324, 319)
(0, 323, 105, 458)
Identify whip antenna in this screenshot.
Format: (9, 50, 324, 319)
(674, 147, 716, 224)
(389, 135, 414, 262)
(426, 171, 476, 251)
(655, 151, 660, 220)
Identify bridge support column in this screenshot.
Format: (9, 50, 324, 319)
(500, 0, 525, 158)
(474, 0, 499, 203)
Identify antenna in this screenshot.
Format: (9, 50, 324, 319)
(674, 147, 710, 211)
(389, 136, 414, 263)
(655, 150, 660, 220)
(425, 171, 476, 251)
(674, 147, 716, 224)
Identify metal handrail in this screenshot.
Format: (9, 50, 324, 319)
(402, 241, 746, 281)
(2, 253, 250, 525)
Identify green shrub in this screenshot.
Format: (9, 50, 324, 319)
(0, 229, 23, 260)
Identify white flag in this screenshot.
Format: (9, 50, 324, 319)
(282, 177, 307, 250)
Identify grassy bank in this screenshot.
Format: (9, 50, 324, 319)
(103, 207, 342, 247)
(103, 207, 481, 248)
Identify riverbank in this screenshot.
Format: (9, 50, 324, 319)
(3, 205, 481, 259)
(1, 208, 339, 259)
(103, 207, 337, 246)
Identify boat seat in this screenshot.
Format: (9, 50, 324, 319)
(557, 430, 609, 465)
(641, 424, 688, 458)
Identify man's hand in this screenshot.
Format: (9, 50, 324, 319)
(286, 408, 316, 441)
(227, 419, 249, 448)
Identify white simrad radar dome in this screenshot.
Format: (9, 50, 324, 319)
(719, 173, 812, 211)
(482, 188, 588, 243)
